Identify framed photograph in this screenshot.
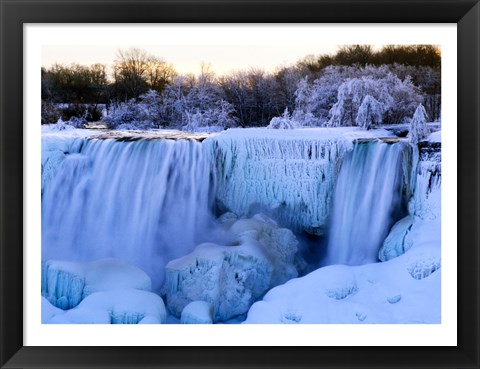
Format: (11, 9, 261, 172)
(1, 0, 479, 368)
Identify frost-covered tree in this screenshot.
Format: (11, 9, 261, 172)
(182, 100, 238, 132)
(267, 108, 296, 129)
(356, 95, 383, 129)
(161, 69, 238, 132)
(327, 73, 421, 127)
(291, 65, 423, 127)
(292, 77, 321, 126)
(160, 75, 192, 128)
(103, 90, 162, 129)
(408, 103, 429, 144)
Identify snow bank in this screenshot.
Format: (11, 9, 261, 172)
(42, 296, 65, 323)
(46, 289, 166, 324)
(165, 214, 300, 322)
(244, 218, 440, 324)
(42, 259, 151, 310)
(206, 127, 395, 235)
(181, 301, 214, 324)
(427, 130, 441, 143)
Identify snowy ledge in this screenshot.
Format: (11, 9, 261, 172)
(89, 130, 213, 142)
(212, 127, 396, 142)
(42, 125, 400, 145)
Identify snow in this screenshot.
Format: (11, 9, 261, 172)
(46, 289, 166, 324)
(427, 130, 441, 143)
(244, 219, 440, 324)
(206, 127, 395, 235)
(41, 296, 65, 323)
(164, 213, 299, 322)
(181, 301, 214, 324)
(267, 109, 296, 129)
(42, 259, 152, 310)
(408, 104, 430, 144)
(378, 216, 414, 261)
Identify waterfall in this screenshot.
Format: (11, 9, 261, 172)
(42, 138, 222, 290)
(325, 141, 407, 265)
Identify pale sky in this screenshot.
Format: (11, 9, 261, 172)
(39, 24, 442, 77)
(42, 44, 341, 76)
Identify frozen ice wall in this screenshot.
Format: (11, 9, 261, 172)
(408, 140, 441, 220)
(205, 128, 361, 235)
(42, 137, 221, 290)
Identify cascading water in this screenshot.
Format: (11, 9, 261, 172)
(325, 141, 407, 266)
(42, 138, 224, 290)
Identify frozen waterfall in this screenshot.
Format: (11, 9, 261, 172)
(325, 141, 408, 265)
(42, 138, 222, 290)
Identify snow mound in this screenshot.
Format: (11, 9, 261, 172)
(42, 259, 151, 310)
(47, 289, 166, 324)
(378, 216, 414, 261)
(165, 214, 299, 322)
(323, 266, 359, 300)
(405, 246, 441, 280)
(244, 219, 440, 324)
(427, 130, 441, 143)
(41, 296, 65, 323)
(267, 109, 296, 129)
(181, 301, 214, 324)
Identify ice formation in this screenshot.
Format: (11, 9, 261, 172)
(42, 259, 151, 309)
(206, 127, 395, 235)
(408, 141, 441, 220)
(41, 132, 88, 191)
(165, 214, 299, 322)
(378, 215, 414, 261)
(46, 289, 167, 324)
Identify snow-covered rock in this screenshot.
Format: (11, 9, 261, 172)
(41, 296, 65, 323)
(181, 301, 214, 324)
(42, 259, 151, 310)
(244, 213, 440, 324)
(165, 214, 299, 322)
(47, 289, 166, 324)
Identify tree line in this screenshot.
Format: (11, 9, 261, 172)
(41, 45, 441, 128)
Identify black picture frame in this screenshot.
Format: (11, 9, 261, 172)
(1, 0, 479, 368)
